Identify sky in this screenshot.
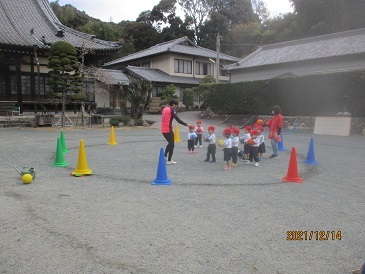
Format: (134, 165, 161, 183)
(57, 0, 293, 23)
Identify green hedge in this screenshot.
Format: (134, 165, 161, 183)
(207, 70, 365, 116)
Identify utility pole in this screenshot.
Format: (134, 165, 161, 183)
(216, 33, 220, 84)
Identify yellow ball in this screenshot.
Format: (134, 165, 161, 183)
(21, 174, 33, 184)
(217, 139, 224, 147)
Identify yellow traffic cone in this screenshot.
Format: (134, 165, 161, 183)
(174, 125, 182, 142)
(71, 139, 93, 177)
(107, 126, 118, 145)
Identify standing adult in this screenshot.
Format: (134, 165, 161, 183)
(266, 105, 284, 159)
(161, 99, 189, 165)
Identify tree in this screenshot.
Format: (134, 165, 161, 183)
(193, 75, 216, 106)
(251, 0, 270, 22)
(289, 0, 344, 36)
(157, 84, 179, 105)
(198, 0, 258, 51)
(200, 12, 230, 50)
(48, 41, 84, 127)
(177, 0, 212, 44)
(125, 76, 152, 119)
(120, 21, 160, 52)
(182, 88, 194, 109)
(223, 22, 261, 57)
(210, 0, 257, 27)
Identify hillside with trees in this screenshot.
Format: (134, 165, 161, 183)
(50, 0, 365, 60)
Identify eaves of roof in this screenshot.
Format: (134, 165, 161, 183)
(104, 36, 239, 67)
(125, 66, 200, 85)
(95, 69, 129, 85)
(0, 0, 120, 53)
(225, 28, 365, 71)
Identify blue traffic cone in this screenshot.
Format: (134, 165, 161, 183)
(152, 148, 172, 185)
(303, 137, 319, 165)
(278, 131, 286, 151)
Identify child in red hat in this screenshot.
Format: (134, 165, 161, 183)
(240, 125, 252, 162)
(203, 125, 216, 163)
(194, 120, 204, 148)
(221, 127, 232, 170)
(258, 125, 266, 160)
(188, 125, 197, 154)
(247, 129, 260, 166)
(230, 126, 240, 166)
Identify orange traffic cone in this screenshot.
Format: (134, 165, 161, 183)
(283, 147, 302, 183)
(71, 139, 93, 176)
(107, 126, 118, 145)
(174, 125, 182, 142)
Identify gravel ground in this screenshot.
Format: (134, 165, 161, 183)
(0, 111, 364, 274)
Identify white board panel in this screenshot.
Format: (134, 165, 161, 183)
(313, 117, 351, 136)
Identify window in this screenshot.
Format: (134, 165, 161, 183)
(142, 62, 150, 68)
(84, 78, 95, 101)
(0, 72, 5, 97)
(10, 75, 17, 95)
(196, 62, 211, 75)
(179, 89, 184, 101)
(35, 75, 51, 97)
(193, 93, 199, 102)
(21, 75, 31, 95)
(152, 86, 164, 97)
(174, 59, 192, 74)
(219, 67, 229, 76)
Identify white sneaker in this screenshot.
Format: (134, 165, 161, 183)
(199, 145, 202, 147)
(246, 161, 251, 165)
(254, 162, 259, 167)
(166, 160, 177, 165)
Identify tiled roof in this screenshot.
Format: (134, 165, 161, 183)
(225, 28, 365, 71)
(0, 0, 120, 52)
(95, 69, 129, 85)
(125, 66, 200, 85)
(104, 36, 239, 66)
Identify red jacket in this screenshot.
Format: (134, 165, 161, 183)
(266, 114, 284, 141)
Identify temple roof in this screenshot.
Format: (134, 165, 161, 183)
(104, 36, 239, 67)
(125, 66, 200, 85)
(0, 0, 120, 53)
(225, 28, 365, 71)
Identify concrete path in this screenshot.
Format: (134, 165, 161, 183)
(0, 111, 364, 274)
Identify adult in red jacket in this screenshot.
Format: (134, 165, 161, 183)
(266, 105, 284, 159)
(161, 99, 188, 165)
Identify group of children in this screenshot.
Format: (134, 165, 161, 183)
(187, 119, 266, 171)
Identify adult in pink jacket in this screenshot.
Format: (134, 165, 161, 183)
(266, 105, 284, 159)
(161, 99, 188, 165)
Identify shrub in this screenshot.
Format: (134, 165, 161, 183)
(135, 119, 144, 126)
(109, 118, 119, 127)
(119, 115, 131, 125)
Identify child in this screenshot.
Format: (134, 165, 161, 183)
(195, 120, 204, 147)
(240, 125, 251, 162)
(230, 126, 240, 166)
(203, 125, 216, 163)
(247, 129, 260, 166)
(258, 125, 266, 160)
(188, 125, 197, 154)
(221, 127, 232, 170)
